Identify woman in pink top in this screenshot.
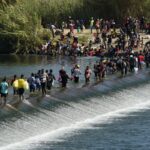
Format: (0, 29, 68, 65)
(85, 66, 92, 83)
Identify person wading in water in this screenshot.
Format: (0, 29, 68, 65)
(59, 67, 70, 88)
(0, 77, 8, 107)
(85, 66, 92, 84)
(18, 75, 26, 101)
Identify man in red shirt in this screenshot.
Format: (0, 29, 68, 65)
(138, 52, 145, 69)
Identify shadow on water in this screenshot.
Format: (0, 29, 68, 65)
(0, 55, 41, 66)
(0, 55, 95, 77)
(0, 55, 79, 66)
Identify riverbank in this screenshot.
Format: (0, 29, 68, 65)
(21, 29, 150, 57)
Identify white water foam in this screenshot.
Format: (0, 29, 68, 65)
(0, 84, 150, 150)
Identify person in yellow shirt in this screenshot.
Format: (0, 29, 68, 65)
(18, 74, 26, 101)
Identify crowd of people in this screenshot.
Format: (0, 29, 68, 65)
(0, 48, 150, 108)
(38, 16, 149, 57)
(0, 16, 150, 107)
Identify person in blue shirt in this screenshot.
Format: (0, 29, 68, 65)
(27, 73, 36, 93)
(0, 77, 8, 106)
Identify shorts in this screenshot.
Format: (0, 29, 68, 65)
(1, 93, 8, 98)
(18, 88, 25, 95)
(41, 82, 46, 89)
(74, 76, 79, 83)
(30, 84, 36, 90)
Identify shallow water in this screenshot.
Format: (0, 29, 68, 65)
(0, 55, 150, 150)
(0, 55, 97, 78)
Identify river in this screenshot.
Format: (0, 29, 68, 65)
(0, 55, 150, 150)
